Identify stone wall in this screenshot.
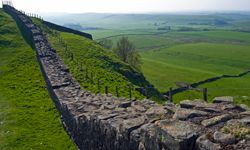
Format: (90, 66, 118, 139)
(3, 5, 250, 150)
(165, 70, 250, 97)
(43, 21, 92, 40)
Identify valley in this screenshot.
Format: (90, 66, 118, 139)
(46, 12, 250, 105)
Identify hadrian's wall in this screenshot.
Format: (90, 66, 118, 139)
(3, 4, 250, 150)
(42, 21, 92, 40)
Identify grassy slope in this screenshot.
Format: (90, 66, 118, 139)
(0, 9, 75, 149)
(32, 18, 163, 101)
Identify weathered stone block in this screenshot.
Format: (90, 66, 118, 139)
(146, 106, 170, 122)
(155, 119, 202, 150)
(173, 108, 207, 120)
(121, 116, 146, 138)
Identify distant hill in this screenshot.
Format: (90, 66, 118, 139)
(63, 23, 103, 30)
(44, 12, 250, 29)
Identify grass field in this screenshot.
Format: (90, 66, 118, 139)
(141, 42, 250, 105)
(174, 74, 250, 106)
(0, 9, 76, 149)
(94, 30, 250, 51)
(141, 42, 250, 88)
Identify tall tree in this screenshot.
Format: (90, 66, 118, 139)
(115, 37, 142, 71)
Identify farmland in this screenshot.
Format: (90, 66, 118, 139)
(44, 12, 250, 105)
(141, 43, 250, 88)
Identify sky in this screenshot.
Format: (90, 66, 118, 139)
(3, 0, 250, 14)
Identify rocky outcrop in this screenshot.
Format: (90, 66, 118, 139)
(3, 4, 250, 150)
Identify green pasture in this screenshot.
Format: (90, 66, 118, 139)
(45, 12, 250, 105)
(141, 42, 250, 105)
(174, 74, 250, 106)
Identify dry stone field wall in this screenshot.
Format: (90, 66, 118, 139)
(165, 70, 250, 97)
(3, 4, 250, 150)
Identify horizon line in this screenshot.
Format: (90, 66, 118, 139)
(35, 10, 250, 15)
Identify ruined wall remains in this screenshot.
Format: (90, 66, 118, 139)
(3, 4, 250, 150)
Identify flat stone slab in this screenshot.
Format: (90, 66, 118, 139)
(213, 96, 234, 104)
(145, 106, 169, 122)
(173, 108, 207, 120)
(155, 119, 202, 150)
(180, 99, 206, 109)
(180, 99, 221, 113)
(222, 104, 237, 111)
(201, 114, 231, 127)
(202, 107, 221, 113)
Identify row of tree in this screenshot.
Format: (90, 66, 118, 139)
(99, 37, 142, 71)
